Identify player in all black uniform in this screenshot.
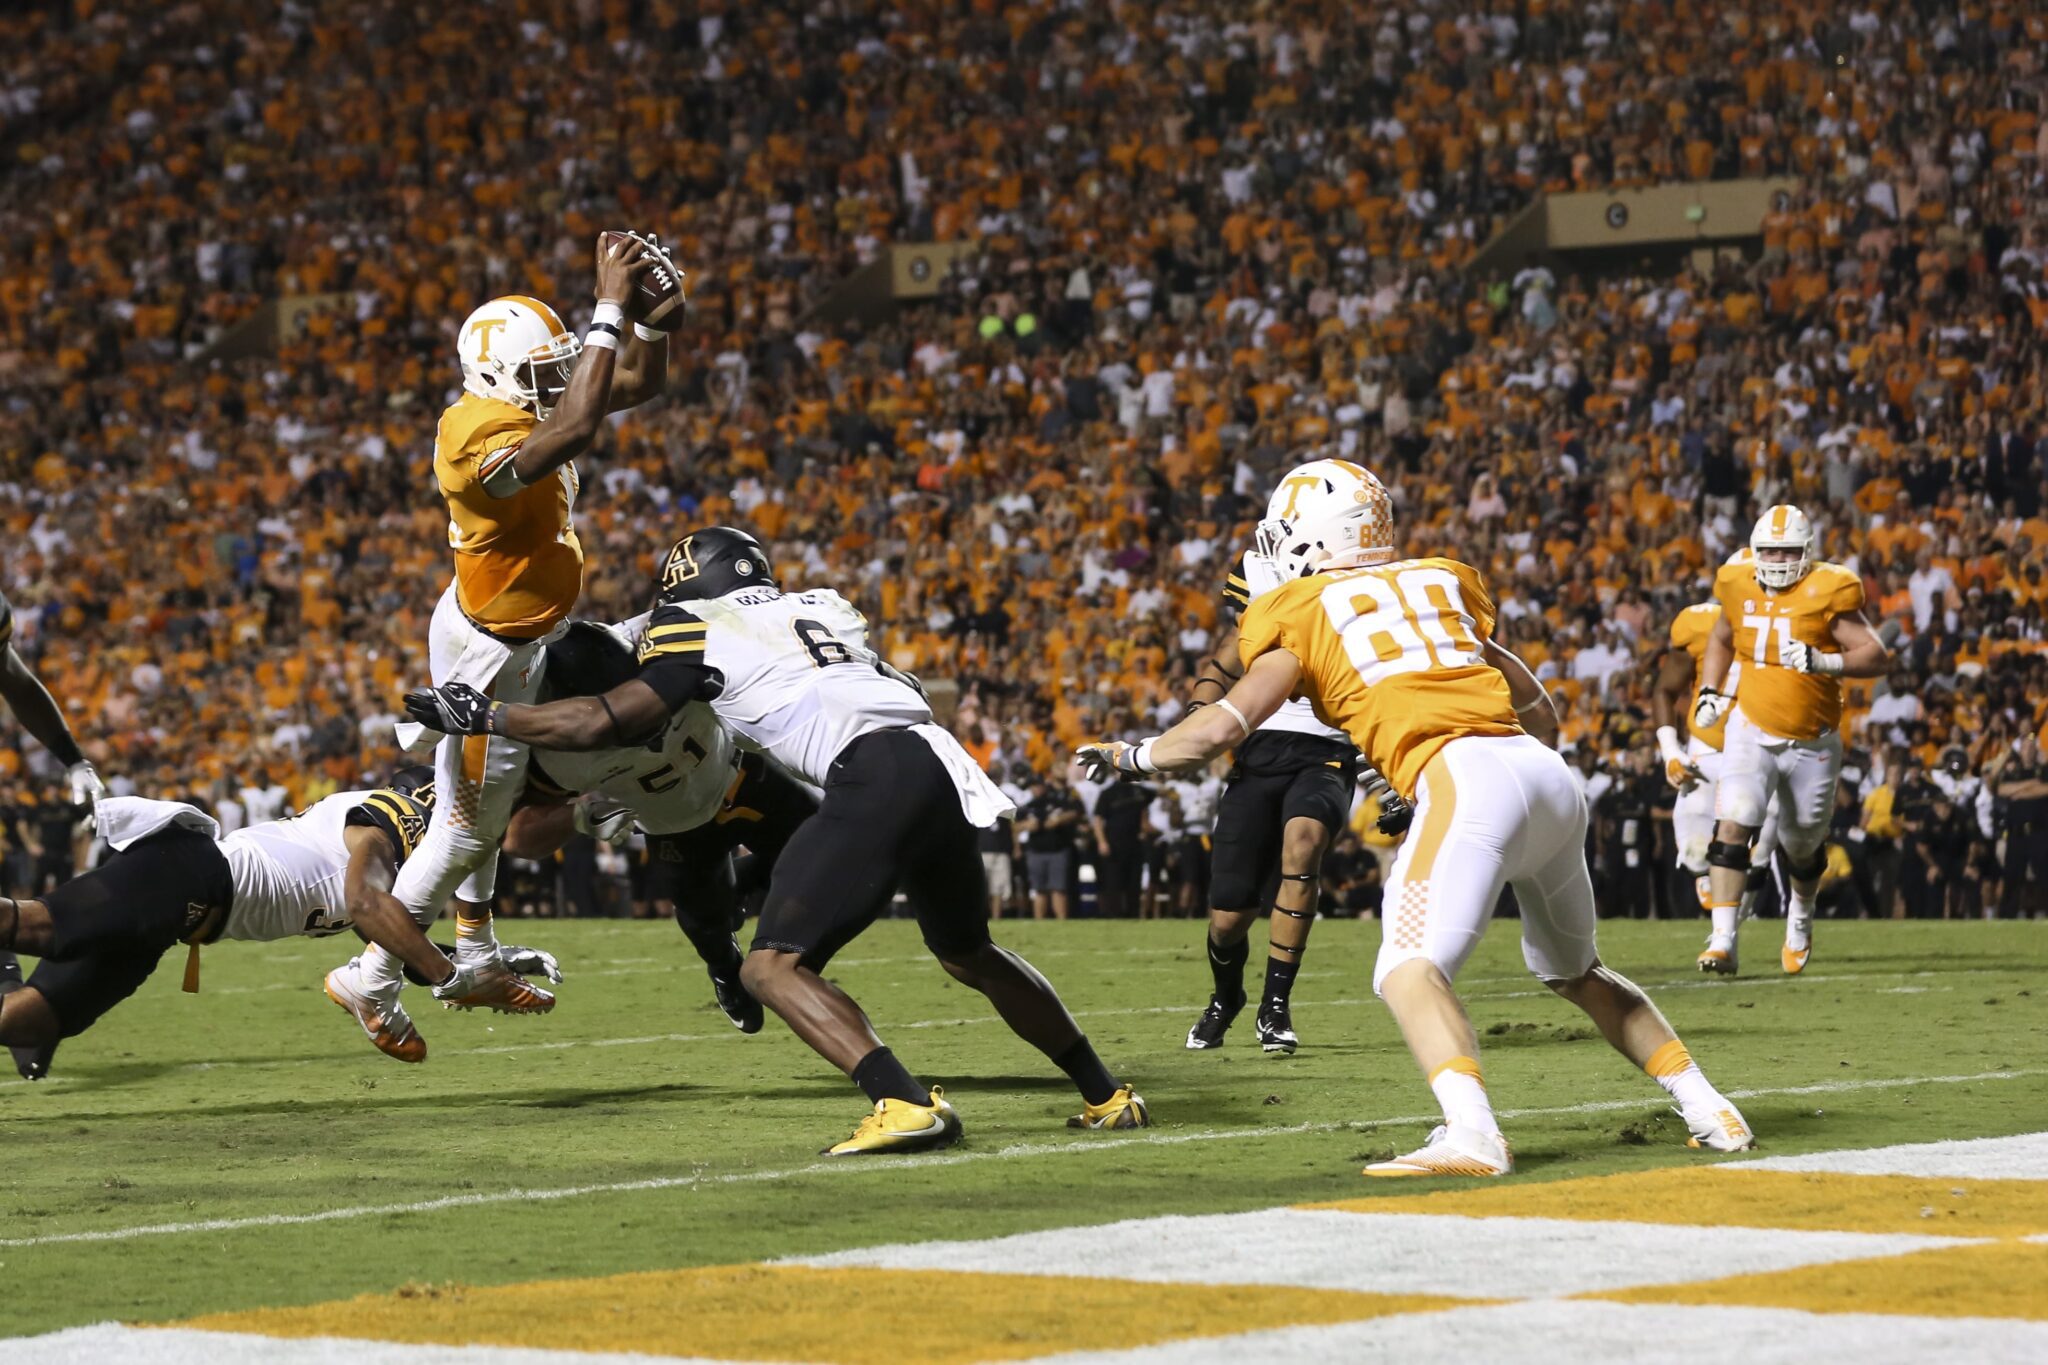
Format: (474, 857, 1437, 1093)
(1183, 540, 1412, 1054)
(0, 591, 108, 1079)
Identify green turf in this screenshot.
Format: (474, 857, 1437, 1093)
(3, 917, 2043, 1335)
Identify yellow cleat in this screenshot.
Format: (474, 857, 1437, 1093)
(1781, 942, 1809, 975)
(1068, 1086, 1152, 1130)
(438, 958, 555, 1014)
(1696, 946, 1737, 976)
(324, 962, 426, 1064)
(1364, 1124, 1512, 1178)
(824, 1086, 962, 1156)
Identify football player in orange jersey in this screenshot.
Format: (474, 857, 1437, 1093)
(1693, 505, 1889, 976)
(326, 234, 681, 1061)
(1078, 463, 1754, 1176)
(1652, 588, 1780, 928)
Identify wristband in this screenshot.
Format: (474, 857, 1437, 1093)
(484, 703, 505, 736)
(591, 301, 626, 328)
(633, 322, 665, 342)
(1656, 724, 1685, 761)
(1812, 651, 1845, 676)
(1132, 738, 1158, 774)
(586, 301, 625, 352)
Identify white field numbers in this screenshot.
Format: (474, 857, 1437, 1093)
(1742, 607, 1795, 665)
(1319, 565, 1483, 684)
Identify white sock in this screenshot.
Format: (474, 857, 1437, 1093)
(456, 910, 500, 961)
(1785, 889, 1814, 949)
(1429, 1057, 1498, 1134)
(1708, 903, 1738, 951)
(1646, 1040, 1723, 1112)
(358, 943, 403, 993)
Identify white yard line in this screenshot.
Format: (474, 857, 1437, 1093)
(3, 1066, 2039, 1251)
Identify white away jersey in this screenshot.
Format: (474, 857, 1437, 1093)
(1222, 548, 1352, 742)
(217, 788, 428, 942)
(530, 701, 740, 835)
(638, 585, 1012, 826)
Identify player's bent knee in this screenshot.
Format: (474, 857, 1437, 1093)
(1279, 822, 1331, 872)
(1707, 839, 1751, 873)
(0, 986, 60, 1048)
(739, 948, 802, 998)
(1783, 844, 1827, 882)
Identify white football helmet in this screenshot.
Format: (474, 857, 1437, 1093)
(1255, 458, 1397, 579)
(1749, 504, 1813, 590)
(457, 295, 580, 414)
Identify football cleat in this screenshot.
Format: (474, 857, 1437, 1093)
(437, 957, 555, 1014)
(1683, 1101, 1757, 1152)
(824, 1085, 962, 1156)
(708, 960, 763, 1034)
(1781, 923, 1811, 976)
(1696, 945, 1738, 976)
(1363, 1124, 1513, 1178)
(1185, 993, 1244, 1050)
(0, 954, 55, 1080)
(324, 959, 427, 1064)
(1256, 998, 1298, 1054)
(1068, 1086, 1152, 1130)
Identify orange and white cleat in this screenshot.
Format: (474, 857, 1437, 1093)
(433, 957, 555, 1014)
(1363, 1124, 1513, 1178)
(325, 958, 426, 1063)
(1696, 943, 1738, 976)
(1781, 923, 1811, 975)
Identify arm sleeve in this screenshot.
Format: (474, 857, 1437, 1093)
(636, 654, 723, 711)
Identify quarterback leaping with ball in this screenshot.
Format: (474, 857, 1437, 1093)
(327, 233, 685, 1060)
(1076, 461, 1754, 1177)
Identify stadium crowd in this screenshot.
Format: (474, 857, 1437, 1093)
(0, 0, 2043, 920)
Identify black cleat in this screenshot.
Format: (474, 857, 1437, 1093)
(0, 952, 54, 1080)
(1185, 993, 1245, 1050)
(1255, 997, 1298, 1055)
(708, 961, 763, 1034)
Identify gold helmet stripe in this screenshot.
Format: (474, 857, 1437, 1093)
(501, 294, 568, 337)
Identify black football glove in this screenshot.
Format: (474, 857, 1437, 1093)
(404, 682, 496, 736)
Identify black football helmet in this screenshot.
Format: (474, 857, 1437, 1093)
(655, 526, 776, 604)
(544, 621, 640, 699)
(385, 764, 437, 806)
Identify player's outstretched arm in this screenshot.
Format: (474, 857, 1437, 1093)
(0, 643, 104, 814)
(1483, 639, 1558, 746)
(342, 826, 462, 987)
(404, 656, 719, 753)
(1188, 618, 1245, 712)
(490, 237, 653, 490)
(1077, 649, 1300, 780)
(1700, 612, 1735, 694)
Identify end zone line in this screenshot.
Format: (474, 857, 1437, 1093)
(3, 1066, 2040, 1251)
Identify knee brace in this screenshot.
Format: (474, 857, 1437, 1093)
(1707, 839, 1751, 873)
(1784, 844, 1827, 882)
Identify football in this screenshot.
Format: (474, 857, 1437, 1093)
(601, 229, 684, 322)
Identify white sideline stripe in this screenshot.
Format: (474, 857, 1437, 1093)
(2, 1067, 2039, 1250)
(1732, 1130, 2048, 1180)
(0, 1326, 754, 1365)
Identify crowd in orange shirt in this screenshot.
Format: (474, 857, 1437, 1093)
(0, 0, 2043, 914)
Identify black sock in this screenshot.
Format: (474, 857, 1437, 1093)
(1262, 954, 1301, 1005)
(1051, 1037, 1119, 1107)
(850, 1046, 930, 1107)
(1207, 933, 1249, 1004)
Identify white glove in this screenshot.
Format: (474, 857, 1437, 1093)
(67, 761, 108, 835)
(572, 795, 635, 848)
(429, 957, 485, 1003)
(1655, 725, 1703, 792)
(1074, 738, 1156, 783)
(499, 943, 564, 984)
(1692, 688, 1731, 732)
(1779, 640, 1844, 675)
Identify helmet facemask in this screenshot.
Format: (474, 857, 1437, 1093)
(510, 337, 581, 416)
(1752, 545, 1810, 590)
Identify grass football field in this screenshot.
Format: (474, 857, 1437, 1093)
(4, 917, 2045, 1360)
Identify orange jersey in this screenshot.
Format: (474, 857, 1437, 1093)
(1668, 601, 1744, 752)
(1711, 558, 1865, 740)
(1239, 556, 1521, 795)
(435, 393, 584, 640)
